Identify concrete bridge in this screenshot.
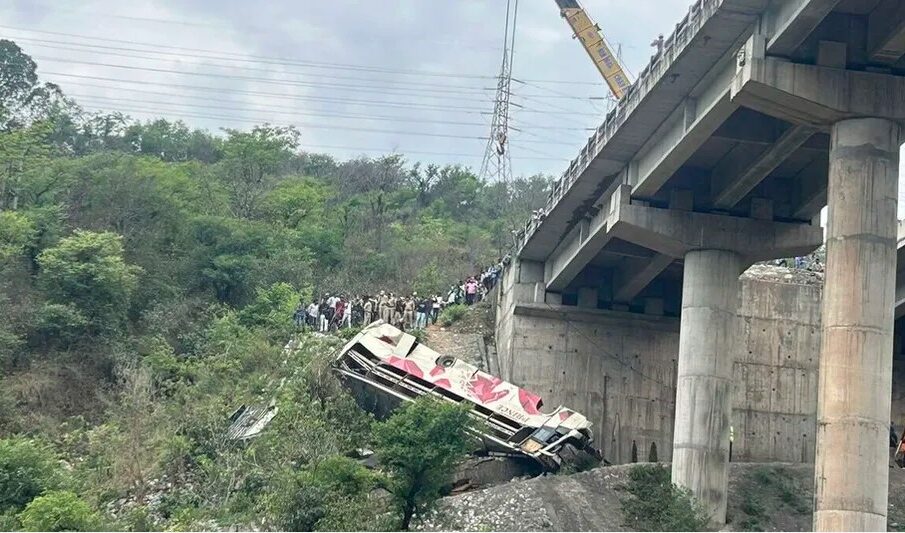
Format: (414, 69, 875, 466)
(500, 0, 905, 529)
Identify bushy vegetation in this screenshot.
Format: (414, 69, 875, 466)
(437, 304, 468, 326)
(0, 437, 63, 513)
(0, 39, 541, 531)
(18, 491, 99, 532)
(620, 464, 710, 532)
(733, 466, 810, 531)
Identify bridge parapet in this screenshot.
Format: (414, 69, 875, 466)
(515, 0, 722, 255)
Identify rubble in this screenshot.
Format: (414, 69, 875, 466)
(226, 402, 278, 440)
(742, 263, 823, 285)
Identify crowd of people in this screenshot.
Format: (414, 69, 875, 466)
(292, 259, 509, 333)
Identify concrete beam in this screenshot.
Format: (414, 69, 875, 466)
(613, 253, 674, 303)
(868, 0, 905, 64)
(609, 201, 823, 265)
(544, 185, 628, 291)
(632, 90, 737, 199)
(545, 192, 822, 295)
(712, 125, 817, 208)
(896, 282, 905, 320)
(732, 55, 905, 126)
(631, 53, 740, 199)
(765, 0, 841, 56)
(791, 156, 829, 221)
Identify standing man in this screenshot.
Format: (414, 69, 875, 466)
(377, 291, 389, 323)
(307, 300, 319, 331)
(464, 277, 478, 305)
(319, 296, 329, 332)
(403, 294, 416, 331)
(415, 295, 428, 329)
(394, 294, 405, 328)
(363, 296, 374, 325)
(431, 295, 441, 324)
(293, 302, 305, 330)
(342, 296, 352, 329)
(333, 297, 346, 331)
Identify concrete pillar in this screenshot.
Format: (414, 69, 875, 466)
(672, 249, 741, 524)
(814, 118, 901, 532)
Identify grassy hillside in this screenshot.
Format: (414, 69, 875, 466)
(0, 39, 548, 530)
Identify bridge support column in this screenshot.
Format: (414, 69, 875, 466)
(672, 249, 741, 525)
(814, 118, 901, 532)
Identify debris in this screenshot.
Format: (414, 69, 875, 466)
(226, 401, 278, 440)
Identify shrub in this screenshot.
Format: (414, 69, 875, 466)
(0, 437, 63, 513)
(18, 490, 98, 531)
(620, 463, 710, 531)
(32, 303, 89, 347)
(36, 230, 142, 335)
(237, 282, 298, 334)
(437, 304, 467, 327)
(373, 398, 472, 529)
(0, 511, 20, 531)
(269, 455, 383, 531)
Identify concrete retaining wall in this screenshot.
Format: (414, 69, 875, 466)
(494, 262, 825, 465)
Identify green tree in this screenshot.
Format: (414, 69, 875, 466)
(259, 177, 332, 228)
(0, 122, 53, 210)
(36, 230, 142, 334)
(219, 125, 299, 218)
(373, 399, 472, 530)
(18, 491, 98, 532)
(0, 210, 34, 262)
(0, 40, 38, 130)
(237, 282, 302, 335)
(0, 437, 63, 513)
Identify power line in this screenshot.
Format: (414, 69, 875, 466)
(69, 93, 493, 128)
(2, 26, 502, 81)
(19, 6, 507, 52)
(77, 104, 489, 141)
(62, 82, 592, 146)
(46, 73, 493, 114)
(1, 24, 601, 86)
(77, 102, 577, 148)
(512, 92, 600, 117)
(74, 94, 582, 147)
(33, 57, 501, 104)
(295, 143, 567, 162)
(30, 44, 600, 103)
(15, 37, 500, 93)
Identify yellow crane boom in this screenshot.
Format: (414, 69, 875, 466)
(554, 0, 632, 99)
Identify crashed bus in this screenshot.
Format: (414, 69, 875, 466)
(332, 321, 600, 471)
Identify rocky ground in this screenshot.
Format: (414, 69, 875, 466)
(424, 299, 496, 369)
(423, 329, 487, 369)
(415, 462, 905, 532)
(742, 263, 823, 285)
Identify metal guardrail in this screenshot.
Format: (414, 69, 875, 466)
(515, 0, 718, 255)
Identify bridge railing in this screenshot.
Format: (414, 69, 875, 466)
(514, 0, 718, 254)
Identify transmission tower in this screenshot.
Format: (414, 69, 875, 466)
(480, 0, 519, 184)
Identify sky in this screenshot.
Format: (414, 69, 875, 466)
(0, 0, 695, 179)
